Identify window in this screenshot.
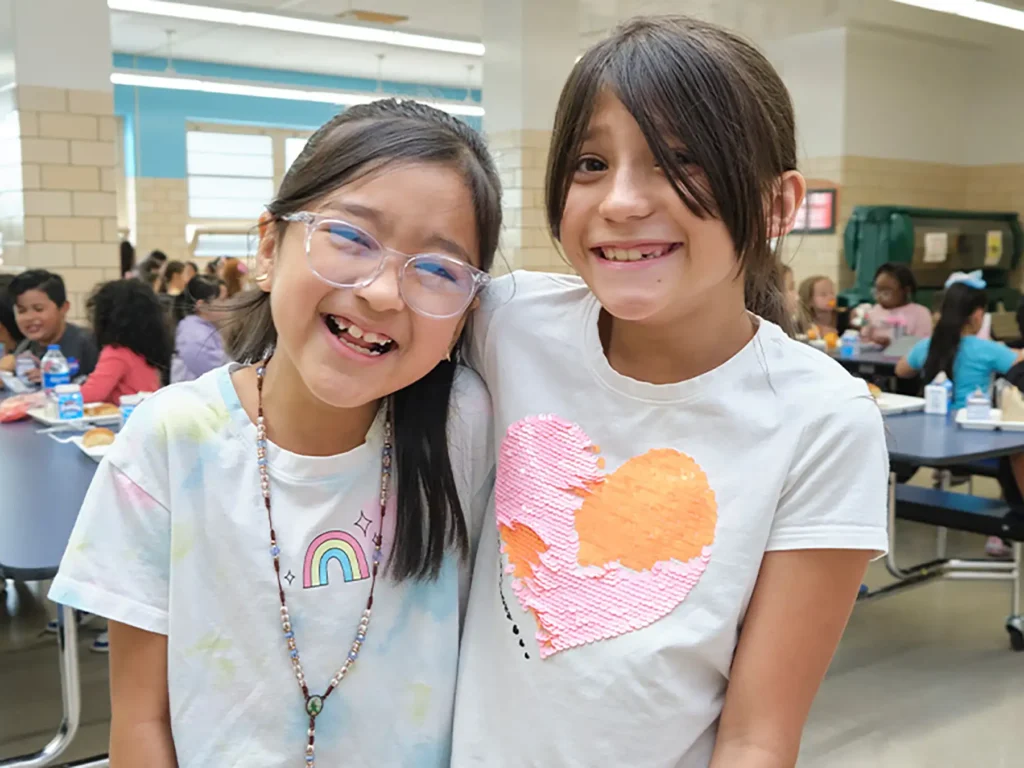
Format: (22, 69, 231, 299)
(187, 131, 275, 220)
(284, 137, 308, 173)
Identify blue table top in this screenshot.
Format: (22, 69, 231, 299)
(830, 349, 901, 368)
(884, 411, 1024, 465)
(0, 411, 99, 581)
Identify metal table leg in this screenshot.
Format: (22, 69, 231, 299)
(1008, 542, 1024, 650)
(0, 604, 82, 767)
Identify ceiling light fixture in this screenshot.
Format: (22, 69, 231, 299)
(107, 0, 485, 56)
(890, 0, 1024, 32)
(109, 70, 485, 117)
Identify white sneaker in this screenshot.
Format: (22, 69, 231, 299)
(90, 631, 109, 653)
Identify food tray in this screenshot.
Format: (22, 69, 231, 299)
(876, 393, 925, 416)
(955, 408, 1024, 432)
(69, 434, 112, 462)
(27, 404, 121, 427)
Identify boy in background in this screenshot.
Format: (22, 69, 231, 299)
(0, 270, 98, 382)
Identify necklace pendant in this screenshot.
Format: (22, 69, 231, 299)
(305, 695, 324, 718)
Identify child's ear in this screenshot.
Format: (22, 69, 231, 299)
(768, 171, 807, 239)
(59, 301, 70, 317)
(254, 211, 277, 293)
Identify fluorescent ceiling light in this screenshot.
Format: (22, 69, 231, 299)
(108, 0, 485, 56)
(890, 0, 1024, 31)
(110, 71, 485, 117)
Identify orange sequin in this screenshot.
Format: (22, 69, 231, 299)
(575, 449, 717, 571)
(499, 522, 547, 579)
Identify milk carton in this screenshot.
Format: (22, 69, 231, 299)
(55, 383, 84, 420)
(924, 372, 953, 415)
(964, 388, 991, 421)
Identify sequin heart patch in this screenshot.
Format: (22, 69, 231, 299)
(496, 415, 717, 658)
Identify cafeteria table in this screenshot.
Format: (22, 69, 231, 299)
(0, 407, 99, 768)
(830, 347, 902, 377)
(870, 410, 1024, 647)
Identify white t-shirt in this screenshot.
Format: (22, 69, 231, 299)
(450, 272, 889, 768)
(50, 364, 493, 767)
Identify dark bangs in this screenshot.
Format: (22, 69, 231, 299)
(547, 16, 799, 330)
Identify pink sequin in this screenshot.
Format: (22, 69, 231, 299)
(496, 415, 717, 658)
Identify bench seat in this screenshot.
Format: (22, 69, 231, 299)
(895, 484, 1024, 542)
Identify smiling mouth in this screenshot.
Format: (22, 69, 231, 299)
(323, 315, 397, 357)
(593, 243, 681, 262)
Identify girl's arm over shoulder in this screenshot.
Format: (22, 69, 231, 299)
(711, 394, 886, 767)
(108, 622, 177, 767)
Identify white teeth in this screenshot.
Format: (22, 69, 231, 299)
(338, 336, 383, 357)
(601, 246, 673, 262)
(329, 317, 393, 345)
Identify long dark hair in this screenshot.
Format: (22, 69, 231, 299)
(0, 292, 24, 345)
(922, 282, 987, 387)
(87, 280, 173, 373)
(158, 260, 186, 293)
(546, 16, 796, 332)
(171, 275, 223, 328)
(225, 99, 502, 580)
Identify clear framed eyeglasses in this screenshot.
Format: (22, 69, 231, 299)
(281, 212, 491, 319)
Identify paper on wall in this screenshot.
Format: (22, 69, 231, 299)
(924, 232, 948, 263)
(985, 230, 1003, 267)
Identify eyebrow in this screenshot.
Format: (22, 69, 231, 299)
(581, 123, 608, 143)
(321, 201, 473, 263)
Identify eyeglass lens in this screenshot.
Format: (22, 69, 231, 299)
(306, 219, 479, 316)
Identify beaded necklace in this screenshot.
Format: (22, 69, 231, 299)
(255, 359, 391, 767)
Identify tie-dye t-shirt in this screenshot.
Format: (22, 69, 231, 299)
(450, 272, 888, 768)
(50, 364, 493, 767)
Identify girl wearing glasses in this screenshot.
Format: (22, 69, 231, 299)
(50, 100, 500, 767)
(861, 262, 933, 345)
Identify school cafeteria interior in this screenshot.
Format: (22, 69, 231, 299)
(3, 0, 1024, 766)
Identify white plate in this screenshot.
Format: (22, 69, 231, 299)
(955, 408, 1024, 431)
(69, 434, 112, 462)
(27, 404, 121, 427)
(876, 393, 926, 415)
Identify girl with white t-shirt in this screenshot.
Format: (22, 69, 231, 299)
(451, 16, 888, 768)
(50, 100, 499, 767)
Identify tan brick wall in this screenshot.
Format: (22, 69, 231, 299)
(783, 156, 971, 291)
(488, 129, 572, 275)
(0, 85, 119, 320)
(134, 177, 189, 262)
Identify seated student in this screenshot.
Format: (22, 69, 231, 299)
(170, 275, 227, 383)
(862, 262, 933, 344)
(79, 280, 170, 404)
(0, 292, 23, 355)
(896, 278, 1023, 408)
(0, 270, 98, 382)
(798, 274, 838, 337)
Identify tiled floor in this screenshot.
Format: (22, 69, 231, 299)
(3, 482, 1023, 767)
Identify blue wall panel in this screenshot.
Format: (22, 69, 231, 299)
(113, 55, 483, 179)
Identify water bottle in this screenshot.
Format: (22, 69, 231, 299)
(40, 345, 71, 392)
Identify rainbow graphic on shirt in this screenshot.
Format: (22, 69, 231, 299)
(303, 530, 370, 589)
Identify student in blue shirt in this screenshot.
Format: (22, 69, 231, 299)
(896, 280, 1023, 409)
